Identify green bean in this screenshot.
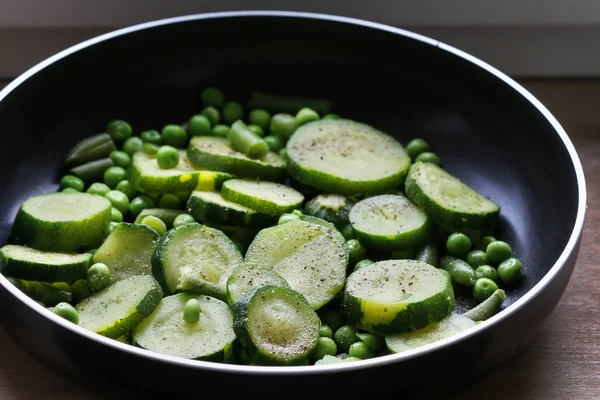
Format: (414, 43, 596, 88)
(69, 158, 114, 185)
(439, 255, 476, 287)
(463, 289, 506, 321)
(227, 120, 269, 159)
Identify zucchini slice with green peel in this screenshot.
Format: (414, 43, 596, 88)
(226, 263, 290, 307)
(153, 223, 243, 300)
(343, 260, 455, 333)
(76, 275, 163, 339)
(132, 293, 236, 360)
(0, 245, 92, 283)
(233, 285, 320, 366)
(304, 193, 355, 228)
(10, 192, 112, 252)
(187, 136, 286, 181)
(385, 312, 476, 353)
(221, 179, 304, 215)
(349, 194, 432, 251)
(285, 119, 411, 195)
(404, 161, 500, 232)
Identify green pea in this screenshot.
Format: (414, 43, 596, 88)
(109, 221, 119, 233)
(52, 302, 79, 324)
(475, 265, 498, 282)
(156, 145, 180, 169)
(129, 195, 155, 217)
(415, 151, 442, 166)
(322, 113, 340, 120)
(278, 213, 300, 225)
(141, 215, 167, 236)
(103, 166, 127, 189)
(278, 148, 287, 159)
(405, 138, 430, 160)
(161, 124, 187, 148)
(354, 259, 375, 271)
(201, 106, 221, 127)
(109, 150, 132, 169)
(475, 235, 497, 252)
(319, 323, 333, 338)
(340, 224, 355, 240)
(270, 113, 295, 144)
(291, 209, 303, 217)
(349, 341, 376, 359)
(60, 187, 77, 194)
(346, 239, 367, 266)
(249, 109, 271, 131)
(294, 107, 320, 129)
(86, 182, 111, 197)
(473, 277, 499, 302)
(333, 325, 359, 352)
(212, 124, 230, 138)
(111, 207, 123, 222)
(497, 257, 524, 284)
(115, 180, 136, 200)
(173, 214, 196, 227)
(105, 190, 130, 214)
(356, 332, 385, 352)
(247, 124, 265, 137)
(140, 129, 162, 145)
(87, 262, 110, 292)
(446, 232, 472, 258)
(263, 135, 282, 152)
(486, 241, 513, 264)
(106, 120, 132, 144)
(320, 309, 344, 332)
(188, 114, 212, 136)
(222, 101, 244, 125)
(122, 136, 144, 155)
(311, 337, 337, 361)
(201, 87, 225, 108)
(158, 193, 182, 209)
(70, 279, 91, 303)
(60, 174, 85, 192)
(183, 298, 201, 323)
(466, 250, 489, 268)
(143, 142, 160, 156)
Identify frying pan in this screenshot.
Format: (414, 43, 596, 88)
(0, 11, 586, 399)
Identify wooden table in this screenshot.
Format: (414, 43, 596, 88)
(0, 79, 598, 399)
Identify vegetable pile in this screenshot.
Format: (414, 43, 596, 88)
(0, 87, 523, 366)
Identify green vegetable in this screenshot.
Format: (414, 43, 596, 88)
(349, 341, 376, 359)
(103, 166, 127, 188)
(212, 124, 229, 138)
(64, 133, 116, 168)
(122, 137, 144, 156)
(225, 263, 290, 307)
(115, 180, 136, 199)
(187, 114, 212, 136)
(246, 91, 333, 116)
(346, 239, 366, 266)
(87, 262, 110, 292)
(140, 129, 163, 145)
(462, 289, 506, 321)
(106, 120, 133, 144)
(354, 258, 374, 271)
(221, 179, 304, 215)
(475, 235, 497, 251)
(86, 182, 111, 197)
(105, 190, 130, 215)
(201, 106, 221, 126)
(222, 101, 244, 125)
(311, 337, 337, 361)
(270, 113, 295, 144)
(249, 109, 271, 131)
(140, 215, 167, 236)
(322, 113, 340, 120)
(247, 125, 264, 137)
(129, 195, 155, 217)
(161, 124, 187, 148)
(183, 298, 201, 323)
(156, 145, 180, 169)
(263, 135, 282, 152)
(333, 325, 359, 352)
(356, 332, 385, 352)
(69, 158, 114, 186)
(446, 232, 472, 258)
(475, 265, 499, 282)
(415, 151, 442, 166)
(227, 120, 269, 159)
(294, 107, 320, 129)
(497, 257, 524, 284)
(439, 255, 477, 287)
(304, 193, 354, 228)
(466, 250, 489, 268)
(415, 242, 440, 267)
(472, 277, 499, 302)
(405, 138, 430, 160)
(172, 213, 196, 227)
(60, 175, 85, 192)
(486, 241, 513, 264)
(319, 324, 333, 338)
(201, 87, 226, 108)
(52, 302, 79, 324)
(111, 207, 123, 222)
(157, 194, 181, 209)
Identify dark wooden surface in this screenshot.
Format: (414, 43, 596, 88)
(0, 79, 598, 399)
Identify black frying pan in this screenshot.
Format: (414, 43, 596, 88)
(0, 11, 586, 400)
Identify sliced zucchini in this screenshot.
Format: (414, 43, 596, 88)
(132, 293, 236, 360)
(128, 150, 232, 194)
(226, 263, 291, 307)
(349, 194, 432, 251)
(133, 208, 186, 229)
(343, 260, 455, 333)
(76, 275, 163, 338)
(297, 214, 347, 248)
(404, 161, 500, 232)
(92, 223, 160, 285)
(221, 179, 304, 215)
(153, 223, 243, 300)
(304, 193, 355, 228)
(10, 192, 112, 252)
(186, 191, 276, 229)
(0, 245, 92, 282)
(233, 285, 320, 366)
(285, 119, 411, 195)
(10, 278, 72, 306)
(385, 312, 476, 353)
(245, 219, 348, 309)
(64, 133, 117, 168)
(187, 136, 286, 181)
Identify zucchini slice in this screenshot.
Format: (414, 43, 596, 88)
(404, 161, 500, 232)
(10, 192, 112, 252)
(303, 193, 354, 228)
(132, 293, 236, 360)
(233, 285, 320, 366)
(221, 179, 304, 215)
(226, 263, 290, 307)
(187, 136, 286, 181)
(76, 275, 163, 339)
(0, 245, 92, 283)
(349, 194, 432, 251)
(285, 119, 411, 195)
(343, 260, 455, 333)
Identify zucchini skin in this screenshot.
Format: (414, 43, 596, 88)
(303, 194, 355, 228)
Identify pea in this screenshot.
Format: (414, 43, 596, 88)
(292, 209, 303, 217)
(249, 109, 271, 131)
(86, 182, 111, 197)
(140, 129, 162, 145)
(346, 239, 367, 266)
(156, 145, 179, 169)
(475, 235, 497, 252)
(475, 265, 498, 282)
(106, 120, 132, 144)
(263, 135, 282, 152)
(212, 124, 230, 138)
(129, 195, 155, 217)
(356, 332, 385, 352)
(111, 207, 123, 222)
(278, 148, 287, 159)
(87, 262, 110, 292)
(446, 232, 472, 258)
(340, 224, 355, 240)
(201, 87, 225, 108)
(161, 124, 187, 148)
(115, 180, 136, 200)
(319, 323, 333, 338)
(222, 101, 244, 125)
(141, 215, 167, 236)
(294, 107, 320, 129)
(320, 309, 344, 332)
(63, 186, 80, 193)
(270, 113, 295, 144)
(278, 213, 300, 225)
(158, 193, 182, 209)
(322, 113, 340, 120)
(486, 241, 513, 264)
(311, 337, 337, 361)
(416, 151, 442, 166)
(105, 190, 130, 214)
(143, 142, 160, 156)
(354, 259, 375, 271)
(103, 166, 127, 189)
(60, 174, 85, 192)
(52, 302, 79, 324)
(109, 150, 132, 169)
(188, 114, 212, 136)
(183, 298, 201, 323)
(473, 277, 499, 302)
(466, 250, 488, 268)
(122, 136, 143, 155)
(497, 257, 524, 284)
(173, 214, 196, 227)
(247, 124, 265, 137)
(349, 341, 376, 359)
(333, 325, 359, 352)
(201, 106, 221, 127)
(405, 138, 430, 160)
